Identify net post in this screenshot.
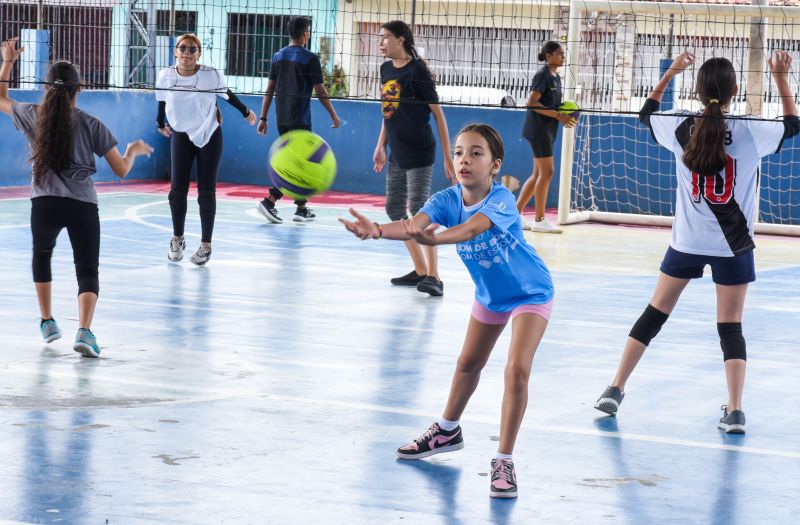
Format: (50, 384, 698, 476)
(557, 0, 583, 226)
(749, 0, 768, 226)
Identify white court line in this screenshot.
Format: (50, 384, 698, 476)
(0, 215, 145, 231)
(259, 393, 800, 460)
(0, 355, 795, 460)
(2, 290, 799, 362)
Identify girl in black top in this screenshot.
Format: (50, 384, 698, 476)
(518, 41, 575, 233)
(373, 20, 455, 296)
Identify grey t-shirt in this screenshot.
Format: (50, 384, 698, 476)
(11, 102, 117, 205)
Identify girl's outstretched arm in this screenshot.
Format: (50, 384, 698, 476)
(0, 38, 24, 115)
(404, 212, 493, 246)
(339, 208, 432, 241)
(769, 50, 797, 117)
(647, 52, 694, 103)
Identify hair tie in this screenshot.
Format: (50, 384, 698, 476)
(53, 79, 64, 85)
(708, 98, 720, 104)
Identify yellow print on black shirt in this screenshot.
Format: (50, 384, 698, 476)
(381, 80, 400, 119)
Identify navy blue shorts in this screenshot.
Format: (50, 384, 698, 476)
(659, 247, 755, 285)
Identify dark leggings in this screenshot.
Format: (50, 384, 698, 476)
(31, 196, 100, 295)
(169, 127, 223, 242)
(269, 123, 309, 206)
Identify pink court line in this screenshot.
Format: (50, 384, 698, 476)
(0, 181, 391, 210)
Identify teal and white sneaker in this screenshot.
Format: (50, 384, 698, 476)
(73, 328, 100, 358)
(40, 318, 62, 343)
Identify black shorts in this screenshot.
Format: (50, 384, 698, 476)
(526, 136, 555, 158)
(659, 246, 755, 285)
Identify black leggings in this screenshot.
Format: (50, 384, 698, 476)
(169, 127, 223, 242)
(31, 196, 100, 295)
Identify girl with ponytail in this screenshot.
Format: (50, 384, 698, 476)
(0, 38, 152, 358)
(374, 20, 456, 297)
(594, 51, 799, 434)
(518, 40, 574, 233)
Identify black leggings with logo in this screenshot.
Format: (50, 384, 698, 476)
(31, 196, 100, 295)
(169, 127, 223, 243)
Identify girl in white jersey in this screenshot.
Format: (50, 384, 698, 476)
(342, 124, 554, 499)
(594, 51, 799, 434)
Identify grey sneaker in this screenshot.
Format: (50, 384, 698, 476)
(594, 386, 624, 416)
(40, 318, 62, 343)
(718, 405, 746, 434)
(257, 200, 283, 224)
(490, 458, 518, 499)
(73, 328, 100, 358)
(189, 244, 212, 266)
(168, 236, 186, 262)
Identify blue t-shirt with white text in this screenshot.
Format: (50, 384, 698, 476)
(420, 183, 554, 311)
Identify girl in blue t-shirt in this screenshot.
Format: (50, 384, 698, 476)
(341, 123, 554, 499)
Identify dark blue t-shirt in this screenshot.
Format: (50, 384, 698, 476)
(270, 45, 324, 128)
(522, 66, 562, 140)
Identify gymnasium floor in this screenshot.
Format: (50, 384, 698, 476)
(0, 182, 798, 524)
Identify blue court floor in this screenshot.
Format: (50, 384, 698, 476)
(0, 188, 798, 524)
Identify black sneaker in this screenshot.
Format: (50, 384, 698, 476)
(594, 386, 624, 416)
(257, 200, 282, 224)
(417, 276, 444, 296)
(490, 458, 518, 498)
(293, 207, 316, 222)
(718, 405, 746, 434)
(390, 270, 426, 286)
(396, 422, 464, 460)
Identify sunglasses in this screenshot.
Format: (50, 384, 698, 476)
(177, 45, 198, 54)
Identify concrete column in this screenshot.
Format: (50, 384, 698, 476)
(20, 29, 49, 91)
(747, 0, 769, 116)
(612, 13, 635, 113)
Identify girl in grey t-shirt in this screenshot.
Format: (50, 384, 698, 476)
(0, 38, 152, 358)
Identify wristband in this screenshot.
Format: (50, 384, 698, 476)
(373, 222, 383, 239)
(259, 117, 267, 122)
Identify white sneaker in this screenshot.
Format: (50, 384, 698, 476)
(189, 244, 212, 266)
(530, 218, 562, 233)
(168, 236, 186, 261)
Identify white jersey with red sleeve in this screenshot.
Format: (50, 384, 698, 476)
(648, 109, 788, 256)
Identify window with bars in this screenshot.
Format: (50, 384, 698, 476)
(355, 22, 551, 103)
(0, 2, 112, 88)
(227, 14, 301, 78)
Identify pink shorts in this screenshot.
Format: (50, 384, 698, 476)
(471, 299, 554, 325)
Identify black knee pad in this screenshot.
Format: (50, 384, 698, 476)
(629, 304, 669, 346)
(718, 322, 746, 361)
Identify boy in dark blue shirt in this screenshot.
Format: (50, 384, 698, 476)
(256, 16, 340, 223)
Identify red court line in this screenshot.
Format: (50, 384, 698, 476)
(0, 181, 391, 209)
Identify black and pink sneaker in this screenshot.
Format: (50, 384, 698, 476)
(490, 458, 518, 498)
(396, 422, 464, 460)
